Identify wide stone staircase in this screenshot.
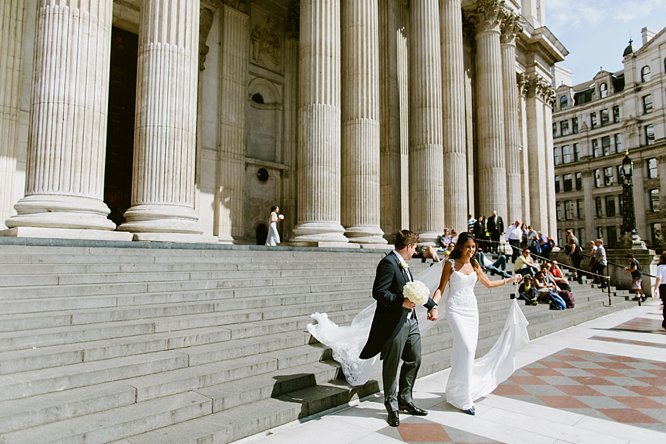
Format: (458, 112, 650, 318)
(0, 240, 636, 443)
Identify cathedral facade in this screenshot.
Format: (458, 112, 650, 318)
(0, 0, 565, 245)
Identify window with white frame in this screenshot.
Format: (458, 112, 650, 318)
(573, 143, 581, 161)
(590, 112, 597, 128)
(562, 145, 573, 163)
(556, 201, 564, 220)
(641, 65, 651, 82)
(650, 189, 660, 212)
(594, 169, 602, 187)
(602, 136, 611, 156)
(563, 174, 573, 192)
(572, 117, 579, 133)
(575, 172, 582, 190)
(555, 175, 561, 193)
(565, 201, 575, 220)
(599, 82, 608, 98)
(560, 120, 569, 136)
(577, 199, 584, 219)
(647, 158, 658, 179)
(603, 167, 614, 186)
(613, 105, 620, 123)
(553, 147, 561, 165)
(614, 134, 622, 152)
(600, 108, 609, 126)
(592, 139, 601, 157)
(605, 196, 616, 217)
(643, 94, 653, 114)
(595, 197, 603, 217)
(645, 124, 655, 145)
(560, 95, 568, 109)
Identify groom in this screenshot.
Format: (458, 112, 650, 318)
(360, 229, 438, 427)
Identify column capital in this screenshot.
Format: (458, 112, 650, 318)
(500, 10, 521, 44)
(467, 0, 505, 34)
(223, 0, 249, 14)
(528, 73, 556, 106)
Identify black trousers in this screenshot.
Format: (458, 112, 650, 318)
(509, 239, 521, 263)
(660, 284, 666, 329)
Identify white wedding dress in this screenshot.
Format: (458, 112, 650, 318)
(307, 261, 530, 407)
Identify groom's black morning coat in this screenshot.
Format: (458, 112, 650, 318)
(359, 252, 436, 359)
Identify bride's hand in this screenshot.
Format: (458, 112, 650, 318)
(514, 274, 523, 284)
(427, 307, 438, 321)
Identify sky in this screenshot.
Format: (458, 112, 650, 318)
(545, 0, 666, 85)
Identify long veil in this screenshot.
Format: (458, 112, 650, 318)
(307, 261, 530, 397)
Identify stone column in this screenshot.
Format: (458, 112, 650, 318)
(631, 159, 647, 238)
(409, 0, 444, 243)
(526, 74, 549, 232)
(5, 0, 131, 240)
(500, 12, 522, 225)
(292, 0, 348, 245)
(341, 0, 386, 244)
(119, 0, 212, 242)
(215, 3, 249, 243)
(0, 0, 25, 228)
(581, 170, 595, 243)
(440, 0, 467, 231)
(543, 92, 557, 237)
(470, 0, 506, 219)
(659, 155, 666, 245)
(379, 0, 408, 239)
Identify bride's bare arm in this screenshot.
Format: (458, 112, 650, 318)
(476, 268, 521, 288)
(432, 260, 453, 305)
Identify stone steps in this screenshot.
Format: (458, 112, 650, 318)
(0, 241, 636, 442)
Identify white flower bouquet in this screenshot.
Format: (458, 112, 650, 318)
(403, 280, 430, 305)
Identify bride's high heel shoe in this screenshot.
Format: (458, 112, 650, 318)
(462, 406, 476, 416)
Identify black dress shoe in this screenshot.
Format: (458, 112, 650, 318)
(387, 411, 400, 427)
(398, 402, 428, 416)
(462, 406, 476, 416)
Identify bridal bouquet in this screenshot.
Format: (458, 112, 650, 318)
(403, 280, 430, 305)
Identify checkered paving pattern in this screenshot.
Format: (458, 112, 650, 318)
(378, 416, 503, 443)
(494, 347, 666, 432)
(609, 317, 666, 335)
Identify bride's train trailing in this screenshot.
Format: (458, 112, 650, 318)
(307, 262, 529, 403)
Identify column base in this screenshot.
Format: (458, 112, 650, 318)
(6, 194, 117, 231)
(0, 227, 133, 241)
(344, 225, 388, 245)
(417, 231, 440, 244)
(291, 222, 349, 244)
(289, 240, 360, 249)
(118, 204, 204, 235)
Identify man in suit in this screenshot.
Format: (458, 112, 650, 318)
(360, 230, 438, 427)
(487, 210, 504, 254)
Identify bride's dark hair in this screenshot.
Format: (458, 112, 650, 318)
(449, 232, 480, 270)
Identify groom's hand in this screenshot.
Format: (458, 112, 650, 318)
(402, 299, 415, 309)
(427, 307, 438, 321)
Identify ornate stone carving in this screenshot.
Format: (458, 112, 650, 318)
(517, 72, 529, 97)
(199, 7, 215, 71)
(529, 74, 555, 105)
(223, 0, 249, 14)
(500, 10, 521, 44)
(467, 0, 504, 33)
(250, 6, 283, 73)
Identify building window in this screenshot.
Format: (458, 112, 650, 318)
(602, 136, 611, 156)
(641, 65, 651, 82)
(556, 201, 564, 220)
(645, 124, 655, 145)
(614, 134, 622, 152)
(552, 123, 557, 138)
(603, 167, 614, 186)
(613, 105, 620, 123)
(618, 193, 623, 215)
(563, 174, 573, 192)
(599, 82, 608, 98)
(575, 172, 582, 190)
(560, 95, 568, 109)
(572, 117, 579, 133)
(607, 226, 618, 248)
(600, 109, 609, 126)
(592, 139, 601, 157)
(554, 176, 561, 193)
(647, 158, 658, 179)
(643, 94, 653, 114)
(617, 165, 624, 182)
(605, 196, 616, 217)
(594, 169, 602, 188)
(560, 120, 569, 136)
(553, 147, 561, 165)
(595, 197, 603, 217)
(562, 145, 573, 163)
(590, 112, 597, 128)
(597, 227, 604, 239)
(577, 199, 584, 219)
(573, 143, 581, 161)
(565, 201, 575, 220)
(650, 189, 660, 212)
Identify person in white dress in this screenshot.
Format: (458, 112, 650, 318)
(431, 232, 522, 415)
(265, 205, 283, 246)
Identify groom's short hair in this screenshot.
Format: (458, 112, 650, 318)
(395, 230, 419, 249)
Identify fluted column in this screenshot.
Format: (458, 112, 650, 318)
(543, 94, 557, 237)
(341, 0, 385, 244)
(501, 12, 522, 225)
(470, 0, 506, 219)
(119, 0, 211, 242)
(526, 74, 550, 232)
(215, 4, 249, 243)
(409, 0, 444, 243)
(581, 170, 594, 242)
(659, 155, 666, 243)
(292, 0, 348, 245)
(0, 0, 25, 228)
(379, 0, 408, 239)
(518, 73, 530, 222)
(5, 0, 131, 240)
(440, 0, 467, 231)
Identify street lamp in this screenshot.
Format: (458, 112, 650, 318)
(620, 152, 642, 247)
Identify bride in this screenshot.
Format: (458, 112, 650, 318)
(308, 232, 529, 413)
